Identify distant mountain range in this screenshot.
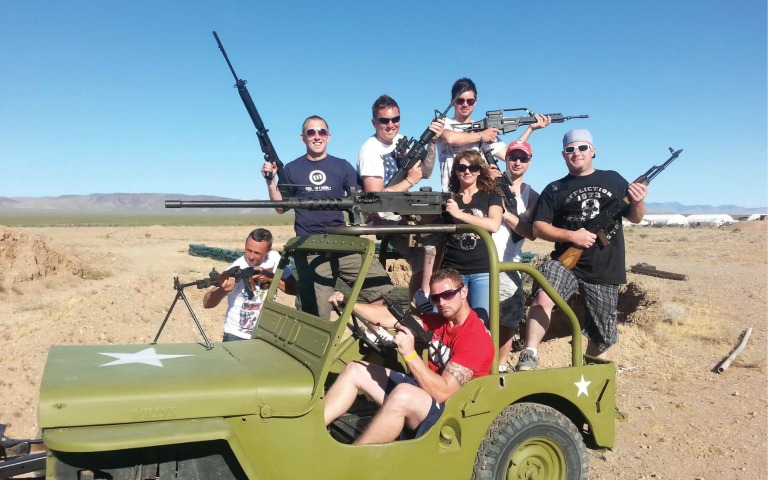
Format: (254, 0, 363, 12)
(0, 193, 765, 216)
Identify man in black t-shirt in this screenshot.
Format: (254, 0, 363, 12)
(261, 115, 393, 318)
(515, 129, 647, 371)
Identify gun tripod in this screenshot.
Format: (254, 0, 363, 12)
(152, 277, 214, 349)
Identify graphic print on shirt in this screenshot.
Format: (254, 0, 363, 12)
(453, 208, 485, 250)
(564, 186, 621, 242)
(302, 169, 332, 193)
(382, 151, 399, 185)
(238, 285, 264, 331)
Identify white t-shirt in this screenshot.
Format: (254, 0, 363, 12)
(437, 118, 506, 192)
(223, 251, 292, 339)
(357, 133, 405, 184)
(492, 184, 532, 263)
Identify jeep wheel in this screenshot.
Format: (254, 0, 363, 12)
(473, 403, 588, 480)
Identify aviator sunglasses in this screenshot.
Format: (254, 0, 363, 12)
(455, 98, 476, 106)
(429, 287, 463, 304)
(564, 144, 591, 154)
(376, 116, 401, 125)
(456, 164, 481, 173)
(304, 128, 329, 137)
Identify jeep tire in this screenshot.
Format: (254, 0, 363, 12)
(473, 402, 588, 480)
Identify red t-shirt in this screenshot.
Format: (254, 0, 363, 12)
(421, 309, 494, 377)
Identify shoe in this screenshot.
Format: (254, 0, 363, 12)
(515, 349, 538, 372)
(413, 289, 433, 313)
(365, 327, 394, 346)
(498, 364, 509, 373)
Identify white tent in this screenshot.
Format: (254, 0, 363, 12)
(686, 214, 735, 226)
(642, 214, 689, 227)
(747, 214, 767, 221)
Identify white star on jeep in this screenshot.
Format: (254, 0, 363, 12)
(575, 375, 591, 397)
(99, 347, 193, 367)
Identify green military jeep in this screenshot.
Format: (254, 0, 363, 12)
(32, 224, 616, 480)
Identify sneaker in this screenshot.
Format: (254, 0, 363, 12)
(412, 289, 434, 313)
(515, 349, 538, 372)
(365, 327, 394, 346)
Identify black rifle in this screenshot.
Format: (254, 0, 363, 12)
(481, 146, 524, 243)
(454, 108, 588, 135)
(558, 147, 683, 269)
(383, 297, 433, 346)
(386, 89, 469, 188)
(166, 188, 449, 227)
(213, 31, 286, 193)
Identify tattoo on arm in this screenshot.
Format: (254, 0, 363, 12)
(445, 361, 474, 386)
(421, 144, 436, 179)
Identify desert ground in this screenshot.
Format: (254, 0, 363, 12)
(1, 221, 766, 479)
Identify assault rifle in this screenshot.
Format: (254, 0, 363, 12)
(454, 108, 588, 135)
(558, 147, 684, 269)
(213, 31, 286, 193)
(383, 297, 433, 346)
(166, 188, 449, 226)
(386, 89, 469, 188)
(481, 146, 524, 243)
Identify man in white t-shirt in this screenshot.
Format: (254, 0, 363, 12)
(203, 228, 296, 341)
(437, 77, 550, 191)
(357, 94, 444, 306)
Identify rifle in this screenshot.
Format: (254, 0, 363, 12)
(386, 89, 469, 188)
(480, 146, 524, 243)
(166, 188, 449, 226)
(213, 31, 286, 193)
(454, 108, 588, 135)
(558, 147, 684, 269)
(383, 297, 433, 346)
(208, 265, 266, 300)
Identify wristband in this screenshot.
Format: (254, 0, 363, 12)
(403, 351, 418, 363)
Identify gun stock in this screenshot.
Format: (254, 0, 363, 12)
(556, 147, 683, 269)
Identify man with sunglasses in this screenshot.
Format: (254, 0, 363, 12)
(261, 115, 393, 319)
(437, 77, 550, 192)
(357, 94, 445, 307)
(324, 268, 494, 444)
(488, 140, 540, 371)
(515, 129, 647, 371)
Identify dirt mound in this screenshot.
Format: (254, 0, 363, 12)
(0, 226, 93, 288)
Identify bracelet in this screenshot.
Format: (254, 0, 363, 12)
(403, 351, 419, 363)
(405, 178, 415, 187)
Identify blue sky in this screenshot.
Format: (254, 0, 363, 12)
(2, 1, 766, 208)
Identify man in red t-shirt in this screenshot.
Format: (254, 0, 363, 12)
(324, 268, 494, 444)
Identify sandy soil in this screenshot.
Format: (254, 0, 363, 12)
(1, 222, 766, 479)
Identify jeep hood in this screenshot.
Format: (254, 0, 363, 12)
(39, 340, 314, 429)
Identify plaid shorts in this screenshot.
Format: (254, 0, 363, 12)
(532, 259, 619, 352)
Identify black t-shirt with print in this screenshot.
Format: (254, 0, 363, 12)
(534, 169, 630, 284)
(442, 191, 503, 274)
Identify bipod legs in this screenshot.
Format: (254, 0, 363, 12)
(152, 277, 214, 349)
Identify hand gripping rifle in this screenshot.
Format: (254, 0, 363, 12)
(558, 147, 684, 269)
(166, 188, 449, 226)
(213, 31, 286, 194)
(453, 108, 588, 135)
(383, 296, 434, 346)
(386, 89, 469, 188)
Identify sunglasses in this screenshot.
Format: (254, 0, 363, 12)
(429, 286, 463, 304)
(506, 155, 531, 163)
(376, 116, 400, 125)
(456, 164, 481, 173)
(304, 128, 329, 138)
(455, 98, 477, 106)
(564, 144, 591, 153)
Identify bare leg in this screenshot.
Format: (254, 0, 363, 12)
(420, 246, 437, 294)
(585, 342, 609, 359)
(324, 361, 389, 426)
(525, 291, 556, 350)
(355, 383, 433, 445)
(498, 325, 518, 366)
